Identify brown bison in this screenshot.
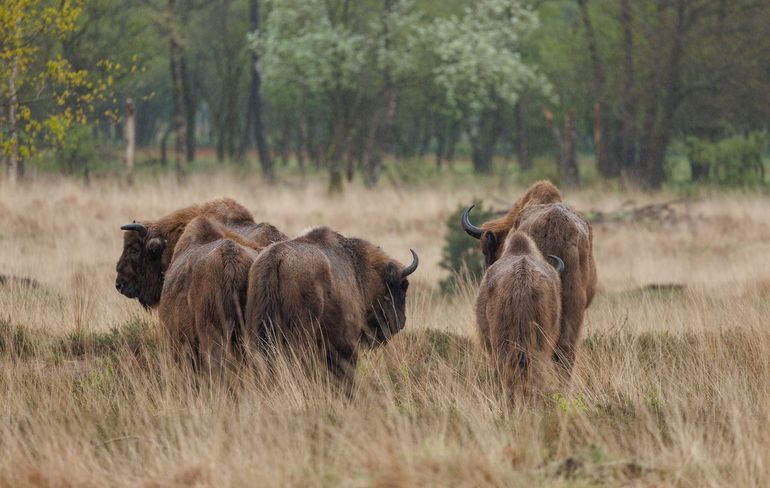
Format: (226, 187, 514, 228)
(116, 197, 260, 308)
(476, 230, 563, 401)
(158, 215, 286, 374)
(462, 180, 597, 377)
(245, 226, 419, 393)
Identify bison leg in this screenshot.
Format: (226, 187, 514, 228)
(475, 287, 493, 354)
(553, 293, 586, 381)
(195, 314, 235, 380)
(326, 343, 358, 399)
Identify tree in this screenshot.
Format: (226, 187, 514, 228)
(428, 0, 552, 174)
(255, 0, 422, 191)
(249, 0, 273, 182)
(576, 0, 614, 177)
(538, 0, 770, 189)
(1, 0, 116, 185)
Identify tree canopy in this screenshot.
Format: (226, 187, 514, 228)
(2, 0, 769, 189)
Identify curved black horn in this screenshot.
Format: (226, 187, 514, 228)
(120, 222, 148, 238)
(547, 255, 565, 275)
(461, 205, 483, 239)
(402, 249, 419, 277)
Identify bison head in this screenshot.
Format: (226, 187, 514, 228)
(115, 222, 167, 308)
(462, 205, 505, 266)
(364, 249, 419, 346)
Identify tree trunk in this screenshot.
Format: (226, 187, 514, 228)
(544, 109, 580, 188)
(619, 0, 636, 171)
(169, 0, 187, 181)
(125, 98, 136, 185)
(363, 90, 396, 187)
(296, 90, 313, 174)
(181, 55, 195, 163)
(236, 92, 252, 162)
(470, 108, 503, 174)
(250, 0, 274, 183)
(6, 46, 21, 185)
(563, 109, 580, 187)
(637, 0, 686, 189)
(577, 0, 616, 177)
(513, 100, 531, 170)
(160, 124, 173, 167)
(361, 0, 396, 188)
(435, 123, 445, 169)
(446, 121, 459, 168)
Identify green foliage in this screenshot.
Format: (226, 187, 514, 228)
(0, 0, 122, 166)
(428, 0, 553, 115)
(685, 132, 768, 187)
(439, 200, 496, 294)
(54, 124, 101, 175)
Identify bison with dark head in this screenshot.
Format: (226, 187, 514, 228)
(462, 180, 597, 378)
(462, 180, 562, 267)
(476, 230, 563, 402)
(159, 215, 286, 375)
(115, 198, 256, 308)
(245, 226, 418, 393)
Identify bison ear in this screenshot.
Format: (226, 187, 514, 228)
(481, 231, 498, 267)
(383, 262, 402, 289)
(146, 237, 165, 257)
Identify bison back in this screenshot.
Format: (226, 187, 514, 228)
(517, 203, 595, 306)
(481, 256, 561, 400)
(189, 239, 258, 351)
(245, 242, 332, 348)
(517, 203, 596, 376)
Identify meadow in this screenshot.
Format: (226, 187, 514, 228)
(0, 170, 768, 487)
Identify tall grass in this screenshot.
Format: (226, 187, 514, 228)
(0, 173, 768, 486)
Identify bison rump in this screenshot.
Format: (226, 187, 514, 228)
(516, 203, 597, 377)
(160, 227, 259, 375)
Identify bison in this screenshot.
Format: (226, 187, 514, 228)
(476, 230, 563, 401)
(462, 180, 563, 267)
(158, 215, 286, 375)
(116, 197, 262, 308)
(245, 226, 419, 394)
(462, 180, 597, 378)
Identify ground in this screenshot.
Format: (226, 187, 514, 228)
(0, 171, 768, 487)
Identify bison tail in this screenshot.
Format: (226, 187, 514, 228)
(191, 240, 251, 367)
(245, 247, 285, 352)
(218, 240, 252, 342)
(493, 286, 541, 402)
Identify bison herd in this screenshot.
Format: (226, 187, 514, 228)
(115, 180, 595, 401)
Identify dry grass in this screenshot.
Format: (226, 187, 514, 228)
(1, 172, 768, 487)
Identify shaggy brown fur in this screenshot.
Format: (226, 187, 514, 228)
(479, 180, 562, 266)
(515, 203, 597, 376)
(476, 231, 561, 401)
(116, 198, 261, 308)
(159, 216, 286, 375)
(245, 226, 418, 394)
(466, 180, 597, 378)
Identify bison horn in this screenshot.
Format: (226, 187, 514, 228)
(461, 205, 483, 239)
(120, 222, 148, 237)
(547, 255, 565, 274)
(402, 249, 419, 277)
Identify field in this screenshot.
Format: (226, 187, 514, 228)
(1, 172, 768, 487)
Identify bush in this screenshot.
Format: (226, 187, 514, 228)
(57, 124, 102, 176)
(438, 201, 496, 294)
(32, 124, 103, 177)
(685, 132, 767, 186)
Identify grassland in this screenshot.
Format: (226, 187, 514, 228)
(1, 171, 768, 487)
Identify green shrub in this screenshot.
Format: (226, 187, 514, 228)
(439, 201, 496, 294)
(32, 124, 103, 177)
(685, 132, 767, 186)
